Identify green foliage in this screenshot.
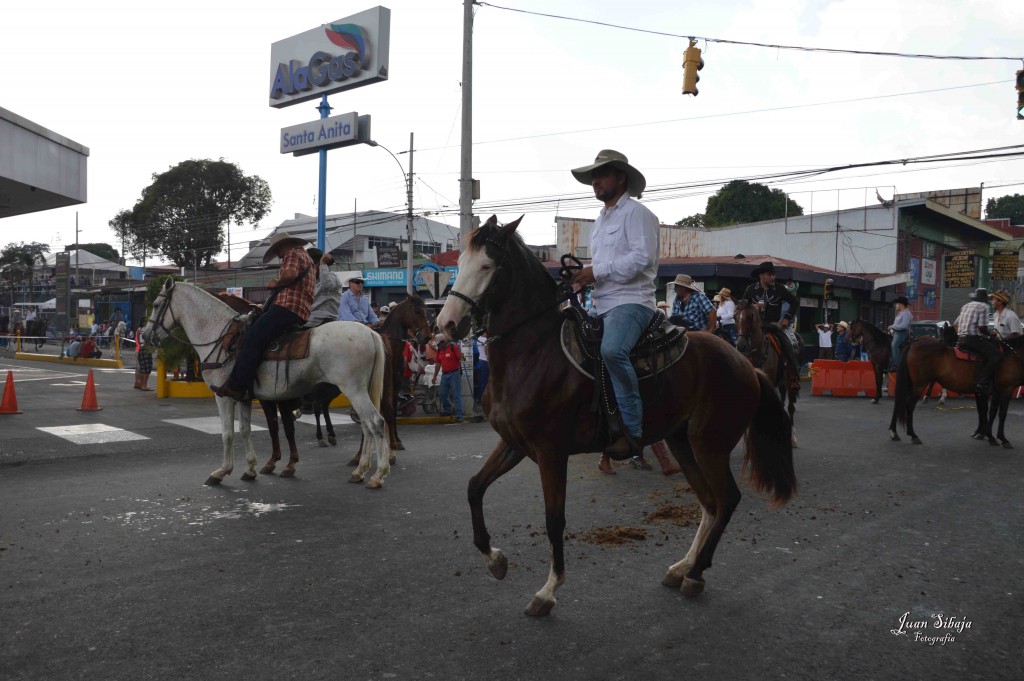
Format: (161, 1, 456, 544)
(65, 243, 119, 262)
(111, 159, 272, 268)
(985, 194, 1024, 226)
(0, 241, 49, 285)
(675, 214, 705, 228)
(703, 180, 804, 227)
(144, 274, 197, 371)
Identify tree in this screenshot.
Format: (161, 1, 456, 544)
(0, 241, 49, 297)
(703, 180, 804, 227)
(675, 214, 705, 228)
(111, 159, 272, 268)
(985, 194, 1024, 226)
(66, 243, 119, 262)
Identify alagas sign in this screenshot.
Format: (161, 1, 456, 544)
(269, 6, 391, 109)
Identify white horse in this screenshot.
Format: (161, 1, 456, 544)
(141, 280, 391, 488)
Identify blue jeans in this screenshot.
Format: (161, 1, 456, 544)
(720, 323, 737, 346)
(596, 304, 656, 438)
(473, 361, 489, 403)
(226, 305, 304, 391)
(890, 330, 909, 369)
(439, 371, 464, 418)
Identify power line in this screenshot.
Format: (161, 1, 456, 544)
(476, 2, 1024, 61)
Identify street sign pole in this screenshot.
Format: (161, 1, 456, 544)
(316, 95, 332, 251)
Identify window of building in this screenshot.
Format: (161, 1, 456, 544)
(922, 242, 936, 259)
(367, 236, 397, 250)
(413, 241, 441, 255)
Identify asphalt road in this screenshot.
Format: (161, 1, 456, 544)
(1, 356, 1021, 680)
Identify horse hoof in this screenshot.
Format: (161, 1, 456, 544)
(680, 577, 705, 598)
(259, 465, 276, 475)
(988, 438, 1000, 447)
(348, 473, 364, 484)
(318, 439, 328, 448)
(486, 551, 508, 580)
(241, 472, 256, 482)
(395, 442, 406, 451)
(872, 398, 880, 405)
(524, 596, 555, 617)
(367, 477, 383, 490)
(1003, 441, 1013, 449)
(328, 435, 337, 446)
(347, 453, 360, 467)
(661, 571, 684, 589)
(971, 433, 986, 440)
(911, 437, 923, 445)
(279, 468, 295, 478)
(204, 476, 223, 486)
(888, 430, 900, 442)
(388, 454, 397, 465)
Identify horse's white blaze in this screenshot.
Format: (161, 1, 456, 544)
(436, 243, 497, 337)
(142, 282, 390, 484)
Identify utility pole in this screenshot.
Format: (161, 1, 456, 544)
(459, 0, 473, 250)
(353, 198, 357, 268)
(406, 132, 415, 295)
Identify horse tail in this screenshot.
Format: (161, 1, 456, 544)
(369, 330, 386, 411)
(744, 370, 797, 508)
(894, 344, 914, 427)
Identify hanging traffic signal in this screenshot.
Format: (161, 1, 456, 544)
(682, 39, 704, 96)
(823, 278, 834, 300)
(1017, 70, 1024, 120)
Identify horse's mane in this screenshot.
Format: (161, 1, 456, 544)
(469, 221, 557, 303)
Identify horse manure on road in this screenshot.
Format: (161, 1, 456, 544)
(644, 502, 701, 527)
(575, 525, 649, 545)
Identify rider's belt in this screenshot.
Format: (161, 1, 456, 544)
(442, 369, 459, 375)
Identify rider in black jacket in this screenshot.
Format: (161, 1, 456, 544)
(741, 261, 802, 378)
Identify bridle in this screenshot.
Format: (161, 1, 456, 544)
(147, 286, 178, 345)
(736, 305, 767, 366)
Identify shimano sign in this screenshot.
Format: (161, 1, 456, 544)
(268, 6, 391, 109)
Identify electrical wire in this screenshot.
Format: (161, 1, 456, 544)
(476, 2, 1024, 61)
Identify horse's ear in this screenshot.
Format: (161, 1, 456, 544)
(500, 215, 524, 238)
(483, 215, 499, 229)
(163, 279, 173, 292)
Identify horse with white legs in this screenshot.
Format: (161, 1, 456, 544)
(141, 280, 392, 488)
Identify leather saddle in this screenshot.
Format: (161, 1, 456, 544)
(559, 303, 689, 381)
(202, 314, 312, 371)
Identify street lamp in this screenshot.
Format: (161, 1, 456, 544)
(367, 135, 415, 296)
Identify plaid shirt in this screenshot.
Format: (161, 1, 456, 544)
(954, 300, 989, 337)
(672, 290, 714, 330)
(272, 247, 315, 320)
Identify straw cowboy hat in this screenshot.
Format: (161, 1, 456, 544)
(750, 261, 776, 278)
(838, 321, 849, 330)
(718, 287, 732, 299)
(991, 290, 1012, 305)
(263, 232, 309, 263)
(657, 301, 669, 310)
(712, 295, 722, 303)
(571, 149, 647, 198)
(667, 274, 702, 292)
(970, 288, 989, 302)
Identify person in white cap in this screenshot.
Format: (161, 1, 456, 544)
(569, 149, 659, 464)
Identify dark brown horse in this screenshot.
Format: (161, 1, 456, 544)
(889, 335, 1024, 447)
(734, 299, 799, 447)
(344, 295, 431, 465)
(25, 318, 49, 350)
(436, 215, 796, 616)
(846, 318, 893, 404)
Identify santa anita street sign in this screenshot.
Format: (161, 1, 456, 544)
(268, 6, 391, 109)
(280, 112, 358, 156)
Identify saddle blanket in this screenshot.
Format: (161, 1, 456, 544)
(559, 319, 688, 381)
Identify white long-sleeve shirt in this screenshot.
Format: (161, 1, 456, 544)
(588, 193, 660, 315)
(718, 299, 736, 325)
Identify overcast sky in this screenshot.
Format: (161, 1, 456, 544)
(1, 0, 1022, 264)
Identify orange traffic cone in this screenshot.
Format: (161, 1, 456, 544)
(77, 369, 102, 412)
(0, 370, 22, 415)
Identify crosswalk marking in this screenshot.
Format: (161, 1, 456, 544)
(163, 417, 269, 435)
(37, 424, 150, 445)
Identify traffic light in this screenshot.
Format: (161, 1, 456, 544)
(1017, 70, 1024, 120)
(682, 39, 704, 96)
(823, 278, 833, 300)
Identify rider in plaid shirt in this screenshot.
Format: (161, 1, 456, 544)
(954, 287, 1000, 395)
(215, 232, 314, 400)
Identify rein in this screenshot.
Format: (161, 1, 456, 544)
(148, 284, 251, 369)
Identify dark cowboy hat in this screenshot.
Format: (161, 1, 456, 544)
(893, 296, 909, 306)
(750, 261, 776, 278)
(571, 149, 647, 198)
(971, 288, 989, 302)
(306, 247, 323, 261)
(263, 232, 309, 263)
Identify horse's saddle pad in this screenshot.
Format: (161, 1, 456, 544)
(560, 318, 688, 381)
(263, 328, 312, 361)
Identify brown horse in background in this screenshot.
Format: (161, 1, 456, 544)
(889, 335, 1024, 448)
(846, 319, 894, 403)
(437, 215, 796, 616)
(734, 300, 799, 447)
